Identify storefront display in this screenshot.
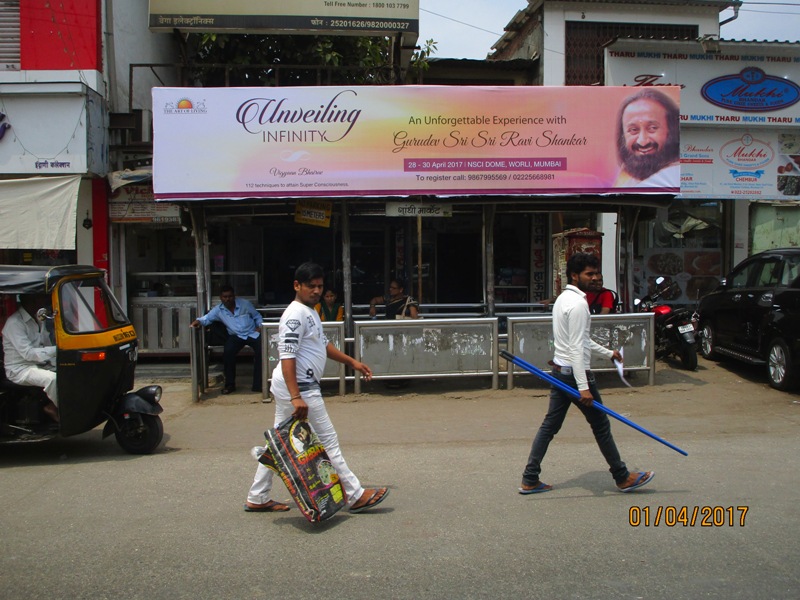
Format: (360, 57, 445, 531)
(633, 200, 725, 305)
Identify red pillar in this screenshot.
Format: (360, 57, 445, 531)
(91, 178, 109, 272)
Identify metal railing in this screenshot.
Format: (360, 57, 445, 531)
(505, 313, 656, 388)
(353, 318, 500, 393)
(188, 314, 656, 400)
(258, 302, 550, 322)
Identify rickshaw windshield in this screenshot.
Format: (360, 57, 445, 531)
(58, 277, 130, 334)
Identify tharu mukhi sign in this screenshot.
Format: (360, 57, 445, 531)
(152, 85, 681, 200)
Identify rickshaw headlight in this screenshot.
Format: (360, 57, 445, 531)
(136, 385, 162, 404)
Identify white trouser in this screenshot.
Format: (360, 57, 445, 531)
(247, 386, 364, 507)
(8, 365, 58, 406)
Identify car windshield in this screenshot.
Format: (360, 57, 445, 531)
(59, 277, 130, 333)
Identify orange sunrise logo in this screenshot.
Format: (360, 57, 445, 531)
(163, 97, 207, 114)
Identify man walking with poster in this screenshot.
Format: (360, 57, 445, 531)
(245, 262, 389, 514)
(519, 252, 654, 495)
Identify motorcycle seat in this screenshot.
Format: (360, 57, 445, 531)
(0, 378, 36, 392)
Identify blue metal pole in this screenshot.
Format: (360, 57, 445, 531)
(501, 350, 688, 457)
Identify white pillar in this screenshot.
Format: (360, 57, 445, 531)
(599, 212, 618, 292)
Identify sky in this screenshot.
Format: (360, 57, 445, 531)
(417, 1, 800, 59)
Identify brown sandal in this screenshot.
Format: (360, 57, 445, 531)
(349, 487, 389, 513)
(243, 500, 291, 512)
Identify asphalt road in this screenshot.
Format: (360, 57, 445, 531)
(1, 357, 798, 599)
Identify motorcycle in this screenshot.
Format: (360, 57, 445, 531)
(0, 265, 163, 454)
(635, 276, 699, 370)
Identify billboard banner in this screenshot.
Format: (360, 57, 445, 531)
(152, 85, 681, 200)
(149, 0, 418, 34)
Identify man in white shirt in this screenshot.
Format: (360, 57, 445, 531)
(2, 293, 59, 421)
(519, 253, 654, 494)
(244, 262, 390, 514)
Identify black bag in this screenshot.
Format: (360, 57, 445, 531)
(589, 289, 620, 314)
(252, 416, 347, 523)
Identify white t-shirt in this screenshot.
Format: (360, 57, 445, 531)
(552, 285, 613, 391)
(270, 301, 329, 396)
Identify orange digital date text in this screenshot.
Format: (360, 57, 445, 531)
(628, 505, 749, 527)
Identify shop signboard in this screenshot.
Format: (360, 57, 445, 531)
(0, 92, 88, 175)
(148, 0, 419, 35)
(385, 202, 453, 217)
(680, 128, 800, 200)
(606, 41, 800, 200)
(109, 185, 180, 223)
(152, 85, 681, 200)
(605, 40, 800, 125)
(294, 198, 332, 227)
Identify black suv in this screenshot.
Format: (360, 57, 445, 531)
(698, 248, 800, 390)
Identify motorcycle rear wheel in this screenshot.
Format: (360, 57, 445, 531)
(680, 344, 698, 371)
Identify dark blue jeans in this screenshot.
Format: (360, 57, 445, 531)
(522, 369, 629, 485)
(223, 335, 262, 391)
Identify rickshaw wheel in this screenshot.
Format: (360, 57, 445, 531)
(114, 414, 164, 454)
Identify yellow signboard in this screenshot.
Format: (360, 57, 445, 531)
(295, 199, 332, 228)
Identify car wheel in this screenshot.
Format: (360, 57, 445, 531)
(699, 322, 717, 360)
(767, 339, 796, 391)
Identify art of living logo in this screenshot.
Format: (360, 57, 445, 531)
(163, 98, 207, 114)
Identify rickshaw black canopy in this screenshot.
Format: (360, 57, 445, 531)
(0, 265, 104, 295)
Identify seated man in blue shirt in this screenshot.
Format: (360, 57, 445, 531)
(191, 285, 263, 395)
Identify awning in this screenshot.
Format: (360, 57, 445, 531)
(0, 175, 81, 250)
(108, 167, 153, 192)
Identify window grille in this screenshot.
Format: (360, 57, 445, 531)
(565, 21, 697, 85)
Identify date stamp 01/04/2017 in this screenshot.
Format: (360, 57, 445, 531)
(629, 505, 749, 528)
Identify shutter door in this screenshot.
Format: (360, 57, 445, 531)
(0, 1, 20, 70)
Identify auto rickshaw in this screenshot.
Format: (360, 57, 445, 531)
(0, 265, 163, 454)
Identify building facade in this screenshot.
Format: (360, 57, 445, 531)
(10, 1, 797, 357)
(489, 0, 799, 306)
(0, 0, 180, 314)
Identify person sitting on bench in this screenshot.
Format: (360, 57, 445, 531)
(191, 285, 263, 395)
